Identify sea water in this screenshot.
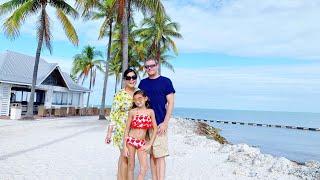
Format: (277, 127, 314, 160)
(173, 107, 320, 163)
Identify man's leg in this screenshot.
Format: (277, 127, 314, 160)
(150, 153, 158, 180)
(156, 157, 166, 180)
(152, 132, 169, 180)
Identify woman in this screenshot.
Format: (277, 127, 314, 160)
(105, 68, 138, 180)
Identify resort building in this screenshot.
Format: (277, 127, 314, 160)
(0, 50, 89, 116)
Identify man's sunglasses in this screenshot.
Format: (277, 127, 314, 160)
(144, 64, 157, 69)
(125, 75, 137, 80)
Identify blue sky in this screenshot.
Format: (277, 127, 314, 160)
(1, 0, 320, 112)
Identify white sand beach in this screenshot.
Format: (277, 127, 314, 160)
(0, 116, 319, 180)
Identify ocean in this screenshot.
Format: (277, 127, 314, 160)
(173, 107, 320, 163)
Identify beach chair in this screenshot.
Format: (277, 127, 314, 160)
(60, 107, 68, 117)
(68, 107, 76, 116)
(38, 105, 46, 117)
(54, 108, 62, 117)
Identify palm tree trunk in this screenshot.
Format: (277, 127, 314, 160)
(86, 69, 93, 108)
(121, 0, 129, 88)
(114, 76, 118, 93)
(25, 7, 46, 119)
(157, 42, 161, 75)
(99, 21, 113, 120)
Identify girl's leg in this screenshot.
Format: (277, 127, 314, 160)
(137, 149, 148, 180)
(127, 144, 136, 180)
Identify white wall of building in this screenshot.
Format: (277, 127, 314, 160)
(0, 83, 12, 116)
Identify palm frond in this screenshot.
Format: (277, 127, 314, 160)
(3, 0, 37, 38)
(56, 8, 79, 45)
(161, 61, 174, 72)
(41, 9, 52, 53)
(50, 0, 78, 18)
(98, 18, 109, 39)
(0, 0, 28, 16)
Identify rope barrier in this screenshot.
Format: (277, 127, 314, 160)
(184, 117, 320, 131)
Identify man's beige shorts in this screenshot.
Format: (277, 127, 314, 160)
(149, 130, 169, 158)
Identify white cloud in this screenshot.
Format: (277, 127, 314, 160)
(164, 0, 320, 60)
(2, 0, 319, 60)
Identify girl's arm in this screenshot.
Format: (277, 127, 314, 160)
(148, 109, 158, 145)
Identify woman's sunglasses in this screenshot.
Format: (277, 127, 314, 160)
(125, 75, 137, 80)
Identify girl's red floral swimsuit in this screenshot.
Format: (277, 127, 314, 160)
(126, 114, 152, 149)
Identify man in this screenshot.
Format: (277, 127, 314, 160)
(138, 59, 175, 180)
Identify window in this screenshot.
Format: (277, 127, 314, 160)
(68, 93, 72, 105)
(10, 89, 43, 103)
(72, 93, 80, 106)
(53, 91, 72, 105)
(62, 92, 68, 105)
(53, 91, 62, 105)
(10, 91, 22, 102)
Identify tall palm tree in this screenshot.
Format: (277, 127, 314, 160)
(82, 0, 117, 120)
(110, 22, 147, 75)
(76, 0, 165, 87)
(72, 46, 104, 108)
(0, 0, 79, 118)
(136, 14, 182, 74)
(117, 0, 165, 87)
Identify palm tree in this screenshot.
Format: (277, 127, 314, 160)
(109, 21, 148, 79)
(82, 0, 117, 120)
(108, 57, 122, 93)
(136, 14, 182, 74)
(116, 0, 165, 87)
(72, 46, 104, 108)
(0, 0, 79, 119)
(76, 0, 165, 86)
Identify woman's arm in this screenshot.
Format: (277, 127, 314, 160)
(105, 124, 114, 144)
(109, 92, 123, 123)
(105, 93, 121, 143)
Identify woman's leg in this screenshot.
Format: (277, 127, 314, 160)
(117, 149, 128, 180)
(127, 144, 136, 180)
(137, 149, 148, 180)
(117, 153, 122, 180)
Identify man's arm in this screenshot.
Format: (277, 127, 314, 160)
(158, 93, 174, 135)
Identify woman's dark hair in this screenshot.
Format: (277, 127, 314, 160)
(123, 68, 137, 79)
(132, 90, 151, 109)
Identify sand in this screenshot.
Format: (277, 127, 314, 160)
(0, 116, 319, 180)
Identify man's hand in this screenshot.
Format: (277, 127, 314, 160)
(157, 121, 168, 136)
(141, 143, 152, 152)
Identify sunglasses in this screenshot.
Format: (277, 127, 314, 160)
(125, 75, 137, 81)
(144, 64, 157, 69)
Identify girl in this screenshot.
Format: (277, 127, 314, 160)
(123, 90, 158, 180)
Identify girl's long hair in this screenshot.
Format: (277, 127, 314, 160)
(132, 90, 151, 109)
